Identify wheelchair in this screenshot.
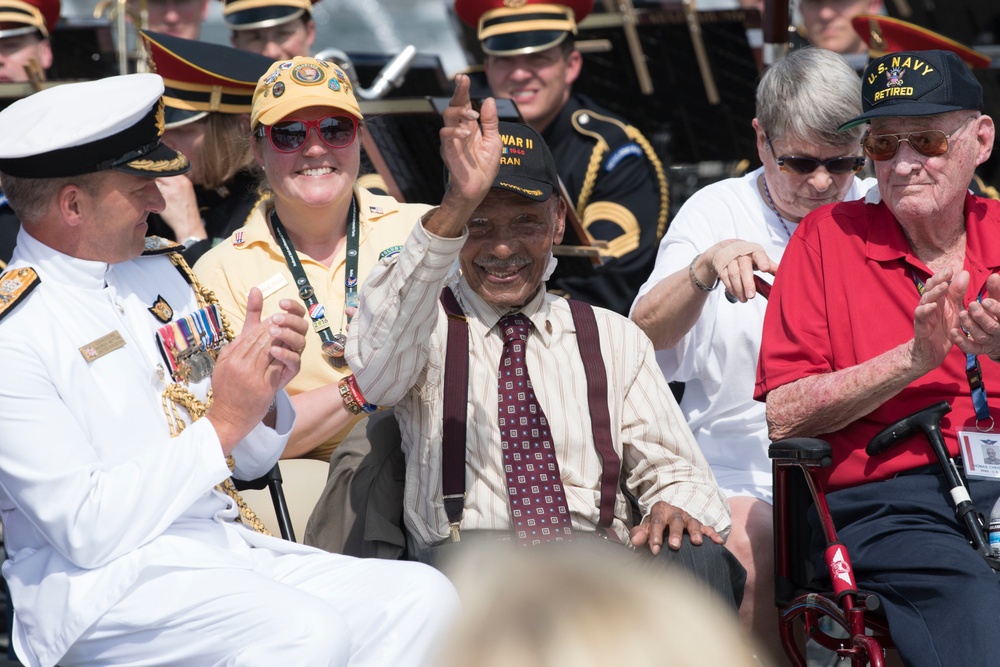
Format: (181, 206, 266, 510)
(768, 401, 1000, 667)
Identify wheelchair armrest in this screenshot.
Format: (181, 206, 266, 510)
(233, 462, 284, 492)
(769, 438, 832, 467)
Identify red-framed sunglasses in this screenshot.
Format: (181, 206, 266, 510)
(258, 115, 358, 153)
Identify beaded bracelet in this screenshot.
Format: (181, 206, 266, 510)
(346, 374, 379, 414)
(688, 253, 719, 292)
(338, 377, 365, 416)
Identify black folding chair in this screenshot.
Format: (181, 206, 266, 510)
(233, 463, 296, 542)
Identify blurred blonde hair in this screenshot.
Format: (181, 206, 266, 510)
(199, 113, 255, 191)
(436, 542, 769, 667)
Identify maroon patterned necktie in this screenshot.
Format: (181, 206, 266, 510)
(497, 313, 573, 546)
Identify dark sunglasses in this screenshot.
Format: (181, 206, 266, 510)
(861, 116, 977, 162)
(766, 137, 866, 175)
(258, 115, 358, 153)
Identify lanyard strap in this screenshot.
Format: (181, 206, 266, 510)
(269, 200, 359, 355)
(912, 272, 992, 426)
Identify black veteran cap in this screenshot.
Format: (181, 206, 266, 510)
(0, 73, 191, 178)
(840, 50, 985, 131)
(852, 15, 991, 70)
(455, 0, 593, 56)
(142, 30, 275, 128)
(223, 0, 316, 31)
(0, 0, 59, 39)
(493, 120, 559, 201)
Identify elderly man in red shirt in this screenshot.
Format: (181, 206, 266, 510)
(757, 49, 1000, 666)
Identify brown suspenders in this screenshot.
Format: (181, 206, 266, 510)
(439, 287, 622, 542)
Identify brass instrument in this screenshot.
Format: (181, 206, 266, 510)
(92, 0, 148, 74)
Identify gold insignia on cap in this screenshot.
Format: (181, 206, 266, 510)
(128, 154, 191, 173)
(155, 98, 165, 136)
(504, 0, 527, 6)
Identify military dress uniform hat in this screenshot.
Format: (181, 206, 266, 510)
(839, 50, 985, 131)
(0, 0, 59, 39)
(0, 73, 191, 178)
(455, 0, 593, 56)
(492, 120, 559, 201)
(142, 30, 275, 128)
(251, 56, 361, 130)
(851, 15, 992, 70)
(223, 0, 317, 31)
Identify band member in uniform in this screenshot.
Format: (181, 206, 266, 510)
(0, 0, 57, 83)
(455, 0, 669, 316)
(796, 0, 883, 56)
(0, 72, 457, 667)
(139, 0, 208, 40)
(141, 30, 275, 263)
(223, 0, 315, 61)
(0, 0, 59, 265)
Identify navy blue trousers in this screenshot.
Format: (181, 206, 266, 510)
(812, 473, 1000, 667)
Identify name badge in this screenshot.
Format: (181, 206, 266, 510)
(254, 273, 288, 300)
(958, 430, 1000, 480)
(79, 331, 126, 362)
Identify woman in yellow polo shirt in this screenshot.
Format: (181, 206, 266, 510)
(195, 56, 429, 461)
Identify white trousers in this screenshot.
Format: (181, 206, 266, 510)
(55, 545, 458, 667)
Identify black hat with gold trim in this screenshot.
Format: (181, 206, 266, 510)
(0, 0, 59, 40)
(141, 30, 275, 128)
(0, 73, 191, 178)
(840, 50, 984, 131)
(852, 15, 992, 70)
(223, 0, 317, 31)
(455, 0, 593, 56)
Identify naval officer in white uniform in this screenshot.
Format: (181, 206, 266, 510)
(0, 73, 459, 667)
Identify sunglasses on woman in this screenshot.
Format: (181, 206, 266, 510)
(258, 115, 358, 153)
(766, 137, 866, 175)
(861, 116, 977, 162)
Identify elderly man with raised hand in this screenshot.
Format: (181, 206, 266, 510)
(0, 73, 462, 667)
(756, 49, 1000, 664)
(347, 112, 745, 608)
(455, 0, 669, 316)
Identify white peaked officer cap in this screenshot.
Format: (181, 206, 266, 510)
(0, 73, 191, 179)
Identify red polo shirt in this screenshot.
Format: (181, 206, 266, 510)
(755, 193, 1000, 491)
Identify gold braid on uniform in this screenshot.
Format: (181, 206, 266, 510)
(161, 251, 270, 535)
(576, 125, 670, 241)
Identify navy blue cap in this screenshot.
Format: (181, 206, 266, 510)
(840, 49, 984, 131)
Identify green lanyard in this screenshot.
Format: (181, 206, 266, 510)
(269, 198, 359, 369)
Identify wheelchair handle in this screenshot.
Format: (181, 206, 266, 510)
(865, 401, 951, 457)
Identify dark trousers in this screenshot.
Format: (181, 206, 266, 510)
(812, 473, 1000, 667)
(418, 530, 747, 612)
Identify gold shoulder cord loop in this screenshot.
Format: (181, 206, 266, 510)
(162, 252, 269, 535)
(577, 140, 606, 222)
(574, 117, 670, 241)
(624, 125, 670, 240)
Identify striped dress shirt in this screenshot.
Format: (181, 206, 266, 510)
(348, 221, 730, 549)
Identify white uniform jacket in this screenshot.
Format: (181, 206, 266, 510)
(0, 230, 305, 667)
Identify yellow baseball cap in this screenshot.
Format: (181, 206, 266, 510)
(250, 56, 362, 130)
